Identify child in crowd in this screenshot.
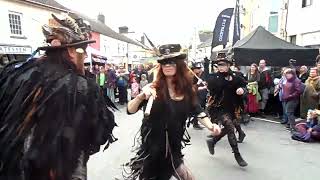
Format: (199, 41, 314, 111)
(139, 74, 149, 90)
(131, 77, 140, 100)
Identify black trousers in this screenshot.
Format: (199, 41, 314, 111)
(209, 110, 241, 154)
(118, 86, 127, 103)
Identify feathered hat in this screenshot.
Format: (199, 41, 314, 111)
(157, 44, 187, 62)
(39, 13, 95, 53)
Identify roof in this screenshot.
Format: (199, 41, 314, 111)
(21, 0, 145, 48)
(233, 26, 310, 50)
(75, 12, 145, 48)
(21, 0, 70, 11)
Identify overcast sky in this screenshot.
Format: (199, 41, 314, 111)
(57, 0, 236, 45)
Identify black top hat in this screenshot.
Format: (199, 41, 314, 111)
(191, 62, 202, 69)
(157, 44, 187, 62)
(214, 52, 232, 64)
(38, 13, 96, 52)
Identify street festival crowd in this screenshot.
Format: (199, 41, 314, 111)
(1, 13, 320, 180)
(90, 56, 320, 143)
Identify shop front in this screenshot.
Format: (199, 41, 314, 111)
(0, 44, 32, 68)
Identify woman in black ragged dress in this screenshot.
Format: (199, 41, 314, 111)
(126, 44, 221, 180)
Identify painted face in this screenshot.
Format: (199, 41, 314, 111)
(160, 60, 177, 77)
(217, 62, 229, 72)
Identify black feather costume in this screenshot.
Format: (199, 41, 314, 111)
(0, 55, 117, 180)
(124, 96, 202, 180)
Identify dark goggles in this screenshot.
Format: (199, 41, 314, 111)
(217, 62, 228, 66)
(159, 60, 177, 66)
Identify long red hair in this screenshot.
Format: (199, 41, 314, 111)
(153, 59, 197, 105)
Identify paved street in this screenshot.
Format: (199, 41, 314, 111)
(88, 105, 320, 180)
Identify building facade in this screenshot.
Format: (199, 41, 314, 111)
(286, 0, 320, 47)
(240, 0, 282, 37)
(0, 0, 68, 66)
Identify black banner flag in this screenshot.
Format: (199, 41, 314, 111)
(233, 0, 241, 45)
(211, 8, 234, 50)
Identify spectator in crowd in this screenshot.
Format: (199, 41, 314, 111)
(279, 68, 302, 132)
(300, 67, 320, 119)
(292, 109, 320, 142)
(258, 59, 272, 117)
(212, 63, 218, 73)
(298, 66, 309, 83)
(247, 63, 260, 116)
(139, 74, 149, 90)
(93, 64, 100, 74)
(129, 70, 136, 87)
(98, 66, 106, 89)
(148, 64, 159, 83)
(275, 67, 289, 124)
(105, 63, 117, 103)
(134, 64, 148, 83)
(316, 55, 320, 73)
(231, 65, 245, 80)
(117, 65, 129, 105)
(130, 77, 140, 100)
(92, 64, 100, 83)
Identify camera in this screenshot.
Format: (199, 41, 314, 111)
(289, 59, 296, 64)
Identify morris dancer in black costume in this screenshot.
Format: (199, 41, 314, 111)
(206, 55, 248, 167)
(191, 62, 208, 130)
(0, 13, 117, 180)
(126, 44, 221, 180)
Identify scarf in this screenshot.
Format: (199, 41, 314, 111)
(306, 76, 319, 90)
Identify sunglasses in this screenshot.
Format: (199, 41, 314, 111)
(217, 63, 228, 67)
(160, 60, 177, 66)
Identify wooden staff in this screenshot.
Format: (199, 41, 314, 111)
(144, 64, 159, 116)
(144, 95, 154, 116)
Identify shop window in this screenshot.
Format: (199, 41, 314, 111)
(8, 11, 23, 36)
(290, 35, 297, 44)
(268, 13, 279, 33)
(302, 0, 313, 8)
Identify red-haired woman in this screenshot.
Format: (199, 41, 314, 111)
(126, 44, 221, 180)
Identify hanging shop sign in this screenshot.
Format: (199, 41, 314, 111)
(0, 45, 32, 54)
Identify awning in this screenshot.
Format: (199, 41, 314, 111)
(85, 46, 107, 64)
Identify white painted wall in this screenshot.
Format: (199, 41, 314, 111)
(241, 0, 281, 37)
(99, 34, 127, 64)
(0, 0, 65, 53)
(287, 0, 320, 46)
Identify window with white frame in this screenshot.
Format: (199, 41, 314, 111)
(8, 11, 23, 36)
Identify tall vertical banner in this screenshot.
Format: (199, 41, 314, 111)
(233, 0, 241, 45)
(211, 8, 234, 50)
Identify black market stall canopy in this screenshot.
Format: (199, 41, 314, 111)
(230, 26, 319, 66)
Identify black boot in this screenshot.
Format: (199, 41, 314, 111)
(234, 153, 248, 167)
(237, 131, 246, 143)
(234, 123, 246, 143)
(206, 139, 216, 155)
